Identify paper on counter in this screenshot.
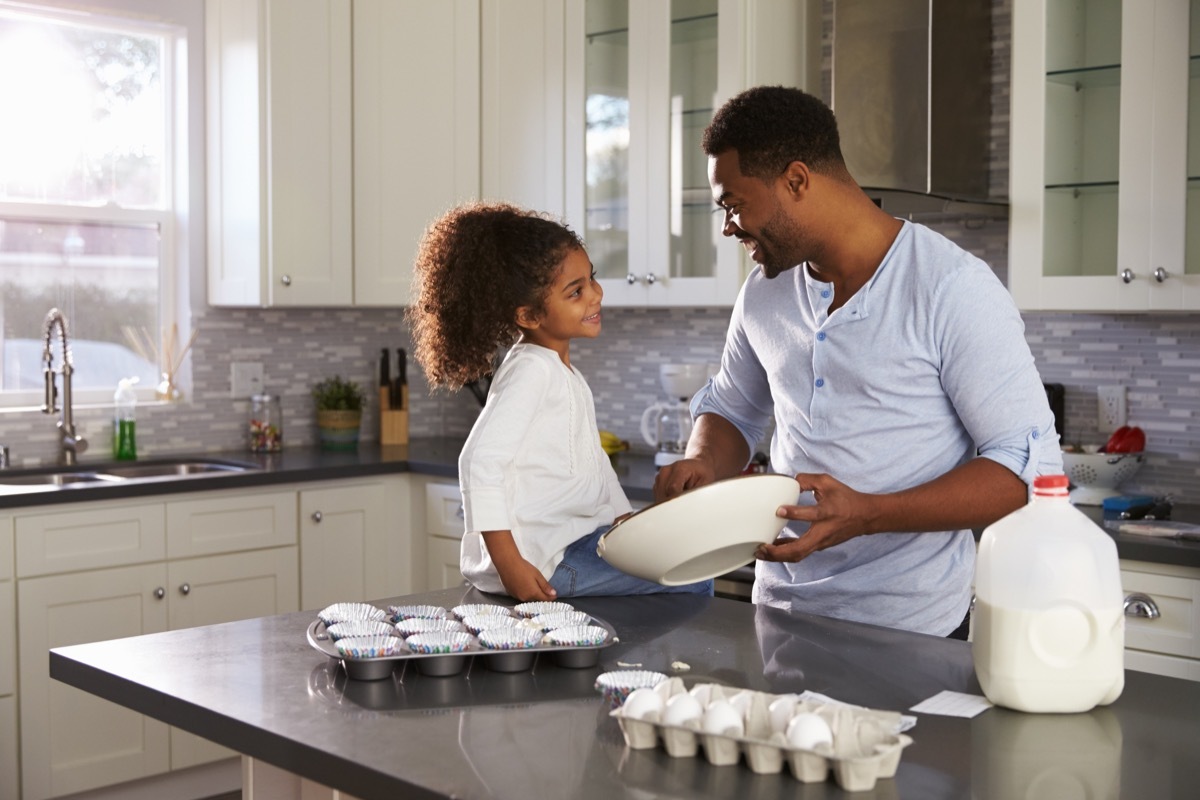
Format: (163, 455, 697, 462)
(909, 690, 992, 718)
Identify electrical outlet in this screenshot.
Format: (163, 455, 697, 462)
(230, 362, 264, 398)
(1097, 384, 1127, 431)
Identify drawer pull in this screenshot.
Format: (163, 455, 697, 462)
(154, 587, 165, 600)
(455, 504, 464, 520)
(312, 511, 323, 523)
(179, 583, 191, 596)
(1123, 592, 1160, 620)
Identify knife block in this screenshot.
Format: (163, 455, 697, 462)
(379, 386, 409, 445)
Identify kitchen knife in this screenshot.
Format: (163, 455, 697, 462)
(394, 348, 407, 410)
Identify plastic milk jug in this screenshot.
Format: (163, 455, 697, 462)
(973, 474, 1124, 712)
(113, 377, 138, 460)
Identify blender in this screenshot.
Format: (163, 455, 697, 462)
(640, 364, 709, 467)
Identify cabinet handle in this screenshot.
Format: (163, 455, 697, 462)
(455, 504, 464, 520)
(1120, 269, 1134, 284)
(1154, 267, 1168, 283)
(1123, 592, 1160, 620)
(280, 274, 292, 286)
(645, 273, 657, 285)
(311, 511, 323, 523)
(179, 583, 191, 596)
(154, 587, 165, 600)
(626, 273, 638, 285)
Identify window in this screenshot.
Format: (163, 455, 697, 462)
(0, 1, 185, 406)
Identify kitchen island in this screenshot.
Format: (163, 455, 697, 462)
(51, 587, 1200, 799)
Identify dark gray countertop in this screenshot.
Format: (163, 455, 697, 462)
(2, 436, 1196, 568)
(50, 587, 1200, 799)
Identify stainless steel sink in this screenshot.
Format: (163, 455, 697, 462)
(0, 458, 259, 492)
(0, 472, 117, 487)
(98, 462, 252, 479)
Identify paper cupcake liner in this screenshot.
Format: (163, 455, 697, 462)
(318, 602, 387, 627)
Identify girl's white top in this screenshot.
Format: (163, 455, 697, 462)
(458, 343, 632, 594)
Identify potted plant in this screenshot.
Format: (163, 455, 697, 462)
(312, 375, 366, 450)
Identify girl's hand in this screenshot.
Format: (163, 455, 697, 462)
(498, 558, 558, 602)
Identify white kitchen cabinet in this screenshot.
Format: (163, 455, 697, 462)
(564, 0, 746, 307)
(299, 477, 411, 609)
(18, 563, 172, 800)
(1009, 0, 1200, 311)
(13, 488, 301, 799)
(206, 0, 354, 307)
(1120, 559, 1200, 681)
(480, 0, 567, 216)
(208, 0, 481, 308)
(0, 517, 14, 800)
(423, 481, 469, 591)
(354, 0, 481, 306)
(168, 547, 299, 769)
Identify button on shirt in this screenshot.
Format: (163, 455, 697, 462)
(693, 221, 1062, 635)
(459, 344, 632, 594)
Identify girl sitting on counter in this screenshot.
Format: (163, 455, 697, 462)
(407, 202, 712, 601)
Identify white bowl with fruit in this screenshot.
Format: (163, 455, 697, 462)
(1061, 425, 1146, 505)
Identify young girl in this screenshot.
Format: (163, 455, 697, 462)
(407, 202, 712, 601)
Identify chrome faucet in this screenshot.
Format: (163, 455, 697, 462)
(42, 308, 88, 465)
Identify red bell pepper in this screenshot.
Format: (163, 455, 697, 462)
(1103, 425, 1146, 453)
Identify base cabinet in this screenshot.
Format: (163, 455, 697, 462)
(299, 479, 409, 610)
(1120, 560, 1200, 681)
(423, 482, 467, 591)
(167, 548, 299, 770)
(18, 564, 172, 800)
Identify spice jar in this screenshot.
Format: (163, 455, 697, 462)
(249, 394, 283, 452)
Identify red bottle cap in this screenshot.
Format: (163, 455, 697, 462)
(1033, 474, 1070, 496)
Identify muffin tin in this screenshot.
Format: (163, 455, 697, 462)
(308, 600, 617, 680)
(609, 678, 913, 793)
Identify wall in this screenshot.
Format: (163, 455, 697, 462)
(0, 0, 1196, 503)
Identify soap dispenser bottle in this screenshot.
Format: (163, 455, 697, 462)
(113, 377, 138, 460)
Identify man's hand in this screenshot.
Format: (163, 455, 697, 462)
(755, 472, 879, 562)
(653, 457, 717, 502)
(497, 558, 558, 601)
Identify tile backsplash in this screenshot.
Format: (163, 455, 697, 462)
(0, 0, 1196, 503)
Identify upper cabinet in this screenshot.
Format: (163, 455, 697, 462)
(563, 0, 745, 306)
(1009, 0, 1200, 311)
(206, 0, 480, 308)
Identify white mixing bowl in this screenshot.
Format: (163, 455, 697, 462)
(597, 473, 800, 585)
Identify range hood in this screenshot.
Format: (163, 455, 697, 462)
(831, 0, 1006, 218)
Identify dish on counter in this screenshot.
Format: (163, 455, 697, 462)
(306, 600, 617, 680)
(597, 473, 801, 585)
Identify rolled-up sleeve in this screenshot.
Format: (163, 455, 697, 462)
(934, 266, 1063, 484)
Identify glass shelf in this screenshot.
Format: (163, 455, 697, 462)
(1045, 181, 1120, 194)
(1046, 64, 1121, 90)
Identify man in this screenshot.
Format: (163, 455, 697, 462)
(654, 86, 1061, 638)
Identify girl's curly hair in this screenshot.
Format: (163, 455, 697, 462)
(406, 202, 584, 389)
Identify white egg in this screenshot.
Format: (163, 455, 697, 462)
(767, 696, 797, 734)
(661, 692, 704, 728)
(688, 684, 712, 706)
(786, 712, 834, 751)
(727, 690, 754, 718)
(621, 687, 664, 721)
(701, 700, 745, 737)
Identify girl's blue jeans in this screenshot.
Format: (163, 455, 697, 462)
(548, 525, 714, 597)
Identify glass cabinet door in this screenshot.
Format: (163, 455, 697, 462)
(1185, 0, 1200, 279)
(577, 0, 740, 306)
(666, 1, 719, 282)
(1041, 0, 1123, 281)
(583, 0, 630, 286)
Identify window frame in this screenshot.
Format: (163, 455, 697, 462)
(0, 0, 188, 410)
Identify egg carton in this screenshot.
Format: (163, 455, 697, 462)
(610, 679, 913, 793)
(307, 600, 617, 680)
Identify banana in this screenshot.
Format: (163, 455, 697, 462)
(598, 430, 629, 455)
